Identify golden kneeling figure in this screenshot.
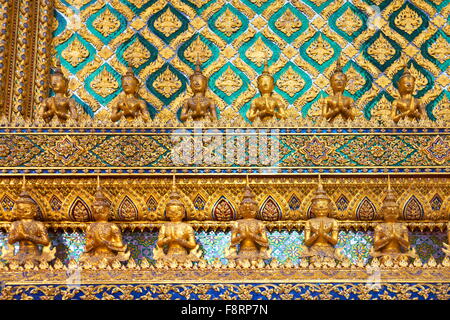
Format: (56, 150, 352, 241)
(225, 186, 271, 266)
(80, 186, 130, 266)
(41, 61, 78, 124)
(301, 180, 344, 263)
(322, 59, 356, 122)
(111, 68, 151, 123)
(391, 67, 423, 123)
(180, 62, 217, 122)
(247, 62, 286, 122)
(443, 222, 450, 256)
(370, 182, 416, 264)
(153, 188, 202, 263)
(1, 186, 55, 266)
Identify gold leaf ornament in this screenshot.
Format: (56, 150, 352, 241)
(246, 38, 273, 67)
(123, 40, 151, 68)
(367, 34, 396, 65)
(394, 6, 422, 35)
(91, 68, 119, 98)
(275, 8, 302, 37)
(154, 8, 183, 37)
(277, 66, 305, 97)
(216, 66, 243, 96)
(306, 35, 334, 65)
(215, 8, 242, 37)
(92, 7, 121, 38)
(61, 38, 89, 67)
(336, 7, 363, 36)
(153, 68, 182, 98)
(184, 37, 213, 65)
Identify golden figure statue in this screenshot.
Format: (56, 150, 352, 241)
(370, 178, 416, 263)
(391, 67, 423, 123)
(80, 181, 130, 266)
(321, 59, 356, 122)
(41, 60, 78, 123)
(300, 178, 344, 262)
(153, 183, 202, 263)
(247, 62, 286, 122)
(1, 178, 55, 266)
(225, 185, 271, 266)
(111, 68, 151, 122)
(180, 61, 217, 122)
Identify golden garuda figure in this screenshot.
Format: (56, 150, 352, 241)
(247, 61, 286, 122)
(180, 60, 217, 122)
(300, 177, 344, 263)
(321, 59, 356, 122)
(370, 178, 417, 263)
(111, 68, 151, 123)
(1, 177, 55, 266)
(41, 60, 78, 123)
(153, 181, 202, 263)
(391, 66, 423, 123)
(225, 184, 271, 266)
(79, 180, 130, 266)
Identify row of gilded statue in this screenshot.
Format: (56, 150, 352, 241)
(42, 57, 424, 125)
(2, 178, 448, 268)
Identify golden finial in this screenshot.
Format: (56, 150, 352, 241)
(387, 174, 391, 191)
(262, 60, 270, 75)
(22, 175, 26, 191)
(246, 174, 249, 187)
(52, 59, 64, 77)
(400, 65, 413, 80)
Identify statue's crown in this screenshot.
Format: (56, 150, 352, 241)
(312, 178, 330, 202)
(52, 59, 65, 77)
(93, 185, 109, 207)
(400, 65, 414, 80)
(241, 185, 257, 205)
(122, 67, 138, 81)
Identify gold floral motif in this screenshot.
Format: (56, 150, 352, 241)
(154, 9, 182, 38)
(409, 64, 428, 92)
(371, 95, 391, 121)
(336, 7, 363, 36)
(428, 35, 449, 64)
(306, 35, 334, 65)
(245, 38, 273, 67)
(123, 40, 151, 68)
(277, 66, 305, 97)
(189, 0, 210, 7)
(308, 0, 329, 6)
(216, 66, 243, 96)
(92, 7, 120, 38)
(61, 38, 89, 67)
(215, 8, 242, 37)
(345, 66, 365, 95)
(184, 37, 213, 65)
(433, 95, 450, 122)
(367, 35, 396, 65)
(394, 6, 422, 35)
(91, 68, 119, 98)
(275, 9, 302, 37)
(153, 68, 182, 98)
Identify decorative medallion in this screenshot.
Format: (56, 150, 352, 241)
(305, 34, 334, 65)
(50, 195, 62, 212)
(118, 196, 138, 221)
(90, 67, 120, 98)
(48, 136, 84, 165)
(275, 8, 302, 37)
(69, 197, 92, 221)
(424, 136, 450, 165)
(394, 6, 423, 35)
(153, 7, 183, 37)
(335, 7, 363, 36)
(1, 195, 14, 211)
(259, 196, 282, 221)
(428, 35, 449, 64)
(277, 66, 305, 97)
(215, 8, 242, 37)
(367, 34, 396, 65)
(61, 37, 90, 68)
(403, 196, 424, 220)
(215, 66, 243, 96)
(336, 194, 349, 211)
(430, 194, 443, 211)
(356, 197, 376, 220)
(92, 7, 121, 38)
(193, 194, 206, 210)
(183, 37, 213, 65)
(152, 68, 183, 99)
(212, 196, 235, 221)
(245, 37, 273, 67)
(288, 194, 300, 211)
(147, 195, 158, 212)
(123, 39, 152, 69)
(300, 137, 331, 165)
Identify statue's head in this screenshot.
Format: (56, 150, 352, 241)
(166, 188, 185, 222)
(92, 186, 110, 222)
(15, 189, 38, 220)
(257, 62, 274, 94)
(310, 180, 332, 218)
(381, 186, 399, 222)
(189, 62, 208, 94)
(122, 68, 140, 94)
(398, 67, 415, 95)
(50, 61, 68, 94)
(239, 186, 258, 219)
(330, 59, 347, 93)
